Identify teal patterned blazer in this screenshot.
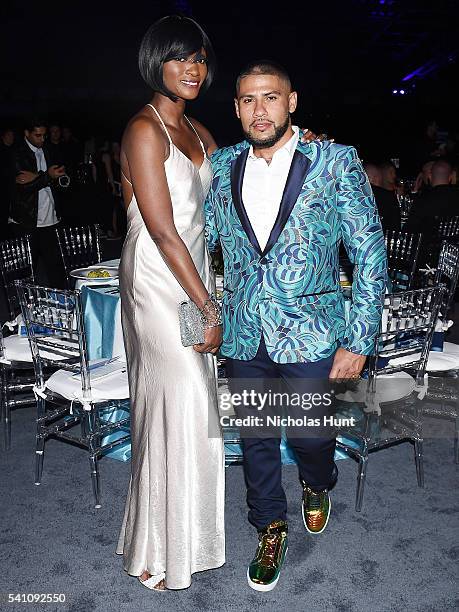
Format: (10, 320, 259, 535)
(204, 136, 387, 363)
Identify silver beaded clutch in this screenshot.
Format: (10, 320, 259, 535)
(178, 299, 205, 346)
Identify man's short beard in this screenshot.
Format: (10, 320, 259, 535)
(243, 115, 290, 149)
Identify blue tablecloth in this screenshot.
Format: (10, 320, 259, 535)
(82, 285, 130, 461)
(82, 285, 123, 361)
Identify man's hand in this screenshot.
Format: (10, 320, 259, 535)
(16, 170, 38, 184)
(193, 325, 222, 354)
(48, 164, 66, 179)
(300, 128, 334, 144)
(329, 347, 366, 380)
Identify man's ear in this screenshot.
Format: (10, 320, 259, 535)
(288, 91, 298, 114)
(234, 98, 240, 119)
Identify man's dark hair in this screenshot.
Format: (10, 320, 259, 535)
(24, 117, 47, 132)
(138, 14, 216, 102)
(236, 60, 292, 94)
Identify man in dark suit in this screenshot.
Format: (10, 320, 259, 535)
(406, 160, 458, 232)
(9, 118, 67, 287)
(363, 161, 401, 231)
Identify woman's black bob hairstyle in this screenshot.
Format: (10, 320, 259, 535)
(138, 15, 216, 102)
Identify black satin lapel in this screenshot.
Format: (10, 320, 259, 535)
(230, 149, 262, 255)
(262, 150, 311, 256)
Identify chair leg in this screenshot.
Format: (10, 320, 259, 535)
(355, 454, 368, 512)
(89, 453, 101, 509)
(4, 398, 11, 451)
(1, 380, 5, 450)
(414, 439, 425, 488)
(35, 397, 46, 485)
(1, 367, 11, 451)
(455, 416, 459, 465)
(85, 411, 101, 508)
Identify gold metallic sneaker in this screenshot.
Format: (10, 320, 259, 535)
(247, 520, 288, 592)
(302, 485, 331, 534)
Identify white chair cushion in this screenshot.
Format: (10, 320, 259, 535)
(389, 351, 459, 372)
(442, 342, 459, 355)
(45, 363, 129, 405)
(1, 335, 33, 363)
(1, 335, 79, 365)
(336, 371, 416, 404)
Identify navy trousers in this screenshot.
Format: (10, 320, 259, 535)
(225, 337, 338, 531)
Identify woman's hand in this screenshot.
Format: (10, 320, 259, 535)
(300, 128, 334, 144)
(193, 325, 222, 354)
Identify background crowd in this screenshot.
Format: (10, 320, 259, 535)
(0, 116, 458, 290)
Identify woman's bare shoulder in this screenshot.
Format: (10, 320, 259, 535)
(123, 107, 168, 147)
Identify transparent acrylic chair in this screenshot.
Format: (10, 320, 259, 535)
(55, 224, 102, 288)
(16, 281, 130, 508)
(0, 236, 36, 449)
(335, 284, 445, 510)
(384, 230, 422, 291)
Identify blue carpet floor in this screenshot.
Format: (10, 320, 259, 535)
(1, 403, 458, 612)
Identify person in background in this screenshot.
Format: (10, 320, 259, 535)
(406, 159, 458, 234)
(61, 126, 82, 172)
(413, 160, 434, 195)
(9, 118, 66, 287)
(364, 161, 401, 231)
(47, 124, 65, 165)
(380, 160, 399, 192)
(107, 141, 125, 238)
(98, 140, 124, 239)
(0, 127, 15, 239)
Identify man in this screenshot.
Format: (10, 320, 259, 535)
(380, 160, 399, 192)
(413, 160, 434, 195)
(47, 124, 65, 166)
(406, 159, 458, 237)
(205, 61, 387, 591)
(363, 161, 401, 231)
(9, 118, 66, 287)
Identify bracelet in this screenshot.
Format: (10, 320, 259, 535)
(200, 293, 222, 329)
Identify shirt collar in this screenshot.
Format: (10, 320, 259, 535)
(25, 137, 41, 154)
(247, 125, 299, 161)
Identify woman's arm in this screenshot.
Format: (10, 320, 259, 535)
(122, 116, 221, 353)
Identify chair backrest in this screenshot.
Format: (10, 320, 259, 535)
(417, 216, 459, 273)
(15, 281, 92, 400)
(384, 230, 422, 291)
(434, 215, 459, 240)
(0, 236, 34, 320)
(434, 241, 459, 318)
(367, 284, 445, 390)
(55, 224, 102, 288)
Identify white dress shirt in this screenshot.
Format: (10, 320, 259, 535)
(242, 125, 299, 251)
(25, 139, 58, 227)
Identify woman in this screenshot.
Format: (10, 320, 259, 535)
(116, 15, 224, 591)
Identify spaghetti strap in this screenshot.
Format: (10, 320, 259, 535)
(146, 103, 173, 145)
(121, 169, 132, 186)
(185, 115, 206, 155)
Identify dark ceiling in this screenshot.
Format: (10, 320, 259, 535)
(1, 0, 458, 149)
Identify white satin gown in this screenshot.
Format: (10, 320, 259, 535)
(116, 105, 225, 589)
